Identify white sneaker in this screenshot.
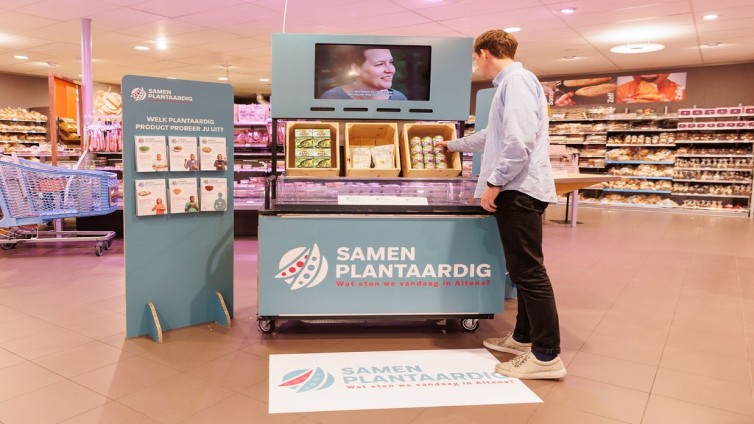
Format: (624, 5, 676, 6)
(495, 351, 567, 380)
(482, 333, 532, 355)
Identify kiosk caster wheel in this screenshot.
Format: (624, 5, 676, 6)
(0, 242, 16, 250)
(460, 319, 479, 332)
(95, 244, 104, 256)
(259, 319, 276, 333)
(105, 239, 112, 250)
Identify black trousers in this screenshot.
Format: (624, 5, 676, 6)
(494, 190, 561, 356)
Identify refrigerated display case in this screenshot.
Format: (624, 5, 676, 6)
(256, 176, 514, 333)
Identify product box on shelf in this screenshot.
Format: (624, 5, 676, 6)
(401, 123, 461, 178)
(745, 106, 754, 115)
(284, 121, 339, 177)
(344, 122, 400, 178)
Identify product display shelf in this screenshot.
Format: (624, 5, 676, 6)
(605, 144, 675, 147)
(673, 193, 751, 199)
(602, 188, 672, 194)
(676, 154, 753, 158)
(605, 160, 675, 165)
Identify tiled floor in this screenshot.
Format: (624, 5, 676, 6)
(1, 206, 753, 423)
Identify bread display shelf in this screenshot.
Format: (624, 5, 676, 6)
(600, 188, 672, 194)
(605, 160, 675, 165)
(675, 140, 754, 144)
(673, 193, 751, 198)
(549, 131, 606, 135)
(606, 144, 675, 147)
(616, 175, 674, 180)
(401, 123, 461, 178)
(676, 154, 752, 158)
(284, 121, 339, 177)
(344, 122, 400, 178)
(673, 179, 752, 184)
(674, 167, 752, 172)
(606, 129, 677, 133)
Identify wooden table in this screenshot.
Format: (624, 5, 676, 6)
(553, 173, 622, 227)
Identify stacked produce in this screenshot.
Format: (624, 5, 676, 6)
(408, 136, 447, 170)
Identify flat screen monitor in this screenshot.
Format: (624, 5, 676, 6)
(272, 33, 472, 121)
(314, 44, 431, 101)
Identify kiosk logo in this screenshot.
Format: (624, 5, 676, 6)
(279, 367, 335, 393)
(130, 87, 147, 101)
(275, 243, 328, 290)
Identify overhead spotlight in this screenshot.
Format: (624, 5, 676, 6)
(503, 27, 521, 33)
(610, 42, 665, 54)
(563, 55, 577, 60)
(560, 8, 576, 14)
(156, 37, 168, 50)
(702, 14, 719, 20)
(218, 76, 228, 81)
(13, 55, 29, 60)
(259, 78, 270, 82)
(134, 45, 150, 51)
(704, 42, 721, 47)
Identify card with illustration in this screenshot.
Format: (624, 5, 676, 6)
(134, 135, 168, 173)
(168, 136, 199, 171)
(168, 178, 199, 214)
(199, 137, 228, 171)
(134, 179, 167, 216)
(200, 177, 228, 212)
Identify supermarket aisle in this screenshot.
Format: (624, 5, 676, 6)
(0, 207, 753, 423)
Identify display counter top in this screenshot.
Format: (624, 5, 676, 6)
(261, 203, 489, 216)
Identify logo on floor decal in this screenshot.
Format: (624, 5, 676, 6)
(275, 243, 329, 290)
(279, 367, 334, 392)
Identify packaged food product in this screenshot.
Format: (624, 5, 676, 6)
(295, 157, 317, 168)
(410, 136, 422, 147)
(410, 144, 423, 154)
(422, 145, 434, 154)
(411, 153, 424, 163)
(423, 161, 436, 169)
(433, 145, 446, 154)
(421, 137, 433, 146)
(371, 144, 395, 169)
(411, 160, 425, 169)
(351, 147, 372, 169)
(434, 153, 447, 163)
(432, 135, 445, 143)
(435, 161, 447, 169)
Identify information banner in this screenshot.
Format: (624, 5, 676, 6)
(258, 215, 506, 316)
(123, 75, 234, 337)
(542, 72, 687, 106)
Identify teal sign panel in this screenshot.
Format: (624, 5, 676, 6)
(258, 215, 505, 316)
(122, 75, 234, 337)
(472, 87, 496, 176)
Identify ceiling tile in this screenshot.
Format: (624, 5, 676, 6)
(414, 0, 542, 21)
(112, 19, 199, 38)
(16, 0, 121, 20)
(176, 3, 280, 26)
(126, 0, 246, 19)
(88, 7, 164, 31)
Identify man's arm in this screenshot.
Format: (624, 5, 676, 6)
(446, 128, 487, 152)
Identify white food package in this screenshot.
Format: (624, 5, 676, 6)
(371, 144, 394, 169)
(351, 147, 372, 169)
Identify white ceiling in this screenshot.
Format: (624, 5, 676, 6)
(0, 0, 752, 97)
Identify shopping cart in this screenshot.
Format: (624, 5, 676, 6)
(0, 155, 118, 256)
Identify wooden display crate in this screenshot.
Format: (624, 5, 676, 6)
(401, 123, 462, 178)
(285, 121, 339, 177)
(344, 122, 400, 177)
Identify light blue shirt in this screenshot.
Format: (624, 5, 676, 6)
(449, 62, 557, 203)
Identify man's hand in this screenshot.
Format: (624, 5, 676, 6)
(481, 186, 500, 212)
(436, 139, 452, 150)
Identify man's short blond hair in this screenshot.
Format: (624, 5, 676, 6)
(474, 30, 518, 60)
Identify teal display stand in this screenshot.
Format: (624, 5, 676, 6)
(122, 76, 235, 339)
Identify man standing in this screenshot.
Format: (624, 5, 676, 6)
(439, 30, 565, 379)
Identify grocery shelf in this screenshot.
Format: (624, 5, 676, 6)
(671, 193, 751, 198)
(578, 165, 606, 169)
(675, 140, 754, 144)
(602, 188, 672, 194)
(605, 160, 675, 165)
(675, 154, 753, 158)
(550, 116, 674, 123)
(613, 175, 673, 180)
(605, 144, 676, 147)
(0, 130, 46, 134)
(673, 179, 751, 184)
(607, 129, 677, 133)
(579, 154, 607, 158)
(0, 140, 45, 144)
(90, 151, 122, 155)
(680, 128, 754, 131)
(0, 119, 47, 123)
(549, 131, 606, 135)
(674, 167, 752, 172)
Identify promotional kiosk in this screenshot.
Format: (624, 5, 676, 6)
(256, 34, 511, 333)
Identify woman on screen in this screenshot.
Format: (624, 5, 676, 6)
(320, 47, 407, 100)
